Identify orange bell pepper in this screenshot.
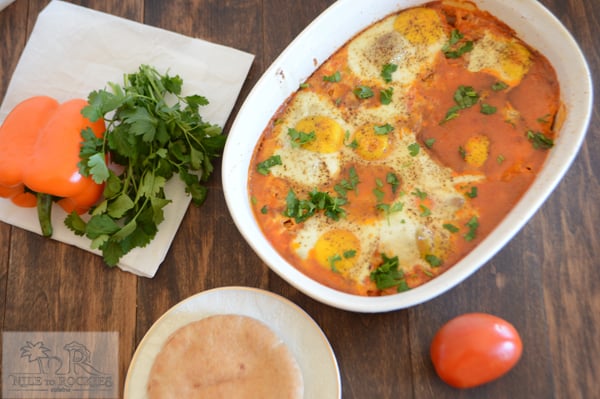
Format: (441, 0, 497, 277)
(0, 96, 105, 236)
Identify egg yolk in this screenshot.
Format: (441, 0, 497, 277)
(416, 225, 450, 265)
(468, 33, 532, 86)
(313, 229, 361, 275)
(393, 7, 445, 46)
(464, 134, 490, 168)
(353, 124, 392, 160)
(500, 41, 532, 85)
(294, 116, 345, 153)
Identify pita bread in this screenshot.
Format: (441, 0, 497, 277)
(147, 314, 304, 398)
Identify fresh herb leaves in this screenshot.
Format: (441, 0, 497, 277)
(442, 85, 480, 123)
(381, 63, 398, 83)
(412, 188, 427, 200)
(67, 65, 224, 266)
(454, 85, 480, 109)
(465, 186, 478, 198)
(480, 103, 497, 115)
(288, 128, 316, 148)
(334, 167, 360, 198)
(425, 138, 436, 148)
(283, 188, 347, 223)
(408, 142, 420, 156)
(386, 172, 400, 194)
(443, 223, 460, 233)
(492, 81, 509, 91)
(323, 71, 341, 83)
(353, 85, 374, 99)
(257, 155, 282, 175)
(425, 254, 442, 267)
(464, 216, 480, 242)
(380, 87, 394, 105)
(374, 123, 394, 135)
(442, 29, 473, 59)
(370, 253, 409, 292)
(527, 130, 554, 149)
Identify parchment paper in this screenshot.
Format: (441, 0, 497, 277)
(0, 0, 254, 277)
(0, 0, 14, 12)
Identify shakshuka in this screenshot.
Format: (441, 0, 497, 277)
(248, 0, 561, 296)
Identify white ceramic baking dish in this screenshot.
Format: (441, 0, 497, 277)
(222, 0, 593, 313)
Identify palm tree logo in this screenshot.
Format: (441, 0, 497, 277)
(19, 341, 62, 374)
(18, 340, 106, 376)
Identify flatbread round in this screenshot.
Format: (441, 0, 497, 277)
(147, 314, 304, 398)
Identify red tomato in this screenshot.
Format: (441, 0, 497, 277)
(430, 313, 523, 388)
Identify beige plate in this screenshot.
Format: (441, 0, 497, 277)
(124, 286, 341, 399)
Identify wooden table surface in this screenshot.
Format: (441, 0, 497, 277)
(1, 1, 598, 398)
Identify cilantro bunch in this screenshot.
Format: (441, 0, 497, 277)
(65, 65, 225, 266)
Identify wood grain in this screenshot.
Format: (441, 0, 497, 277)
(0, 1, 598, 398)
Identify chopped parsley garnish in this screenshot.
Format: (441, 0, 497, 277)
(373, 179, 385, 202)
(343, 249, 357, 259)
(334, 166, 360, 198)
(299, 82, 310, 89)
(329, 250, 357, 272)
(425, 138, 436, 148)
(381, 63, 398, 83)
(370, 253, 409, 292)
(328, 254, 342, 272)
(466, 186, 478, 198)
(260, 205, 268, 214)
(442, 29, 473, 59)
(380, 87, 394, 105)
(283, 188, 347, 223)
(443, 223, 460, 233)
(425, 254, 442, 267)
(323, 71, 341, 82)
(464, 216, 479, 241)
(527, 130, 554, 150)
(287, 127, 316, 147)
(257, 154, 282, 175)
(374, 176, 403, 221)
(537, 114, 551, 124)
(420, 204, 432, 217)
(497, 154, 506, 164)
(492, 81, 509, 91)
(353, 85, 374, 99)
(454, 85, 480, 108)
(386, 172, 400, 194)
(408, 142, 420, 156)
(377, 202, 404, 216)
(443, 106, 461, 122)
(412, 188, 427, 200)
(442, 85, 480, 123)
(344, 130, 359, 149)
(374, 123, 394, 135)
(480, 103, 497, 115)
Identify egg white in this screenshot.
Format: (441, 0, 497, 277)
(269, 91, 352, 187)
(292, 214, 380, 283)
(346, 12, 446, 86)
